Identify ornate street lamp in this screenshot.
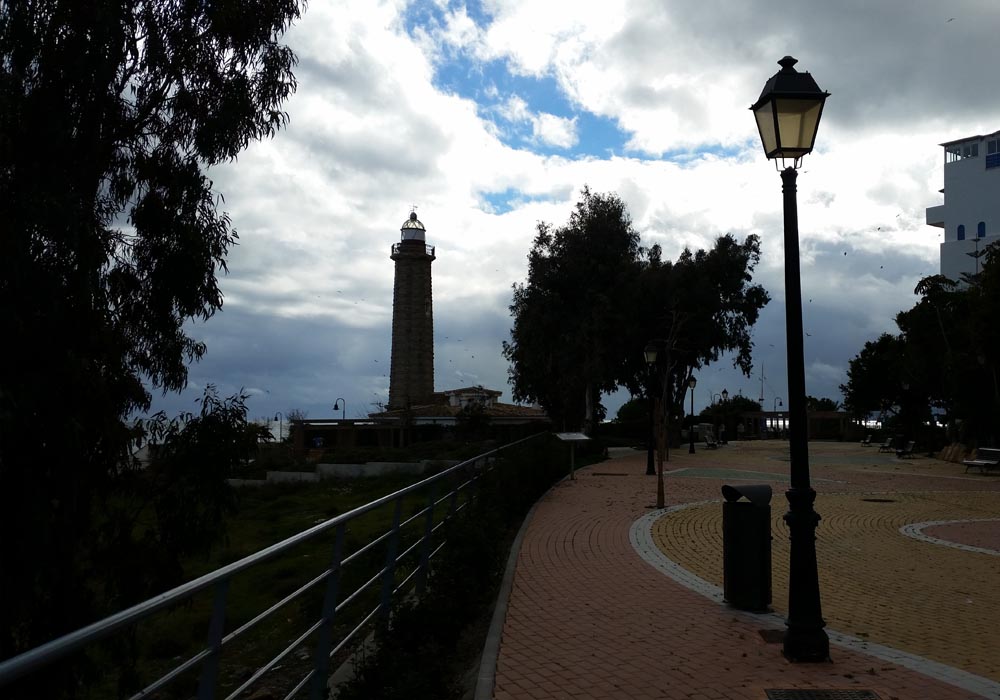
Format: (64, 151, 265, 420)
(333, 398, 346, 420)
(687, 376, 697, 454)
(751, 55, 830, 662)
(644, 342, 666, 507)
(644, 344, 658, 476)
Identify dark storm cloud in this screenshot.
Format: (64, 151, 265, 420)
(660, 0, 999, 130)
(150, 306, 393, 421)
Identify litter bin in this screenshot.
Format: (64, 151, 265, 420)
(721, 484, 772, 611)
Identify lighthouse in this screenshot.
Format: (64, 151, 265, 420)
(388, 212, 436, 409)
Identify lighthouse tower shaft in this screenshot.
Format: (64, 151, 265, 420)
(388, 214, 436, 409)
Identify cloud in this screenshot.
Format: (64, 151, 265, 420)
(497, 95, 579, 148)
(146, 0, 996, 425)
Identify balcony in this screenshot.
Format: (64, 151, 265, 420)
(926, 204, 945, 228)
(391, 242, 435, 257)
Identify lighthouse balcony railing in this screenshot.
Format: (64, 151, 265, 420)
(0, 432, 545, 700)
(391, 242, 435, 257)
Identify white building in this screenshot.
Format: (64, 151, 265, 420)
(926, 130, 1000, 282)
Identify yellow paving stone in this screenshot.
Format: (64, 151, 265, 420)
(654, 483, 1000, 681)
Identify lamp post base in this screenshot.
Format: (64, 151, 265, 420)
(783, 625, 830, 662)
(782, 486, 829, 662)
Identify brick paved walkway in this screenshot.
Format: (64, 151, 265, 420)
(491, 441, 1000, 700)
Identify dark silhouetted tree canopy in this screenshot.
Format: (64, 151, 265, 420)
(503, 188, 769, 436)
(630, 234, 770, 425)
(0, 0, 302, 682)
(841, 242, 1000, 446)
(806, 396, 840, 412)
(503, 187, 642, 430)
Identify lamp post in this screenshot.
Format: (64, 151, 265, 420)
(333, 398, 346, 420)
(751, 55, 830, 662)
(644, 343, 666, 507)
(688, 376, 697, 454)
(644, 345, 658, 476)
(274, 412, 284, 442)
(721, 389, 729, 443)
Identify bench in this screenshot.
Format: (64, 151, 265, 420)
(860, 434, 873, 446)
(877, 438, 894, 453)
(704, 435, 719, 449)
(963, 447, 1000, 474)
(895, 440, 916, 458)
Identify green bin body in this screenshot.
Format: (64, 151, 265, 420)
(721, 484, 772, 612)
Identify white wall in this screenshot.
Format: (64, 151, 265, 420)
(927, 132, 1000, 281)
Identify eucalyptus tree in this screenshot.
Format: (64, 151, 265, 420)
(504, 187, 643, 431)
(0, 0, 303, 673)
(629, 234, 770, 446)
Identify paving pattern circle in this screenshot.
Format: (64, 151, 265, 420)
(906, 519, 1000, 554)
(652, 491, 1000, 681)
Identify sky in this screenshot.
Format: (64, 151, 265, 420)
(149, 0, 1000, 426)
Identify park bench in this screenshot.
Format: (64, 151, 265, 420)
(963, 447, 1000, 474)
(704, 435, 719, 449)
(895, 440, 916, 459)
(877, 438, 894, 453)
(860, 434, 873, 446)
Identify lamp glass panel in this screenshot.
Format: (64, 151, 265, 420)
(753, 100, 778, 156)
(644, 347, 658, 364)
(774, 98, 823, 152)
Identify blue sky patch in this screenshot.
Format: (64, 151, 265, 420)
(479, 188, 555, 215)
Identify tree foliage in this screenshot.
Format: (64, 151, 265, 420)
(0, 0, 302, 675)
(503, 188, 770, 435)
(840, 242, 1000, 445)
(503, 187, 642, 430)
(806, 396, 841, 412)
(631, 234, 770, 426)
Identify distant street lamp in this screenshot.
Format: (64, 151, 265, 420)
(751, 55, 830, 661)
(333, 398, 346, 420)
(721, 389, 729, 443)
(644, 345, 658, 476)
(688, 376, 698, 454)
(644, 342, 666, 507)
(274, 412, 284, 442)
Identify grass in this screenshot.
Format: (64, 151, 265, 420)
(65, 433, 593, 699)
(82, 470, 440, 699)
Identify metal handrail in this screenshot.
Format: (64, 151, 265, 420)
(0, 431, 546, 698)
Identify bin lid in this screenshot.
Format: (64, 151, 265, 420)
(721, 484, 772, 506)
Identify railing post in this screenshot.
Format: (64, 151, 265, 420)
(415, 484, 437, 597)
(378, 499, 404, 627)
(197, 578, 230, 700)
(309, 522, 346, 700)
(448, 475, 461, 518)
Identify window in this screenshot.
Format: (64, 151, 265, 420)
(957, 224, 965, 241)
(979, 222, 987, 238)
(988, 139, 1000, 169)
(946, 140, 981, 162)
